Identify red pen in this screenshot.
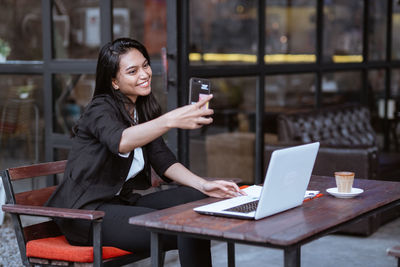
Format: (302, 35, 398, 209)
(304, 193, 324, 202)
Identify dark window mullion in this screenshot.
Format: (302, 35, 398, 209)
(48, 60, 97, 74)
(42, 0, 54, 164)
(0, 62, 43, 74)
(315, 0, 324, 108)
(178, 0, 190, 166)
(256, 0, 266, 184)
(386, 0, 393, 63)
(361, 0, 369, 105)
(383, 0, 393, 150)
(166, 0, 179, 156)
(100, 0, 113, 45)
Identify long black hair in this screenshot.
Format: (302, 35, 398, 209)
(93, 38, 161, 125)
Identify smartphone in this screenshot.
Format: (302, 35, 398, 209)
(189, 77, 211, 109)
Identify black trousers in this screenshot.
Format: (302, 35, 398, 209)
(97, 186, 211, 267)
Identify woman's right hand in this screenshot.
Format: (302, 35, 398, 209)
(164, 94, 214, 130)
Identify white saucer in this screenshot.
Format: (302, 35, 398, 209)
(326, 187, 364, 199)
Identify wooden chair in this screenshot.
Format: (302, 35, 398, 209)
(0, 160, 153, 267)
(387, 245, 400, 267)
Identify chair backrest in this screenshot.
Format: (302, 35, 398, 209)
(3, 160, 67, 206)
(1, 160, 67, 263)
(277, 104, 377, 147)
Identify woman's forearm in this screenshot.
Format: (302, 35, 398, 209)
(119, 115, 169, 153)
(164, 162, 244, 199)
(164, 163, 206, 192)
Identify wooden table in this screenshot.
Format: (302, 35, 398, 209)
(129, 176, 400, 267)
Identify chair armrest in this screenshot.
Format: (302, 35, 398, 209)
(2, 204, 104, 220)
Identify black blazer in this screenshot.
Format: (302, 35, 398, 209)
(46, 94, 177, 243)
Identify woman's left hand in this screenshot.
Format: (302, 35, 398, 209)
(201, 180, 246, 198)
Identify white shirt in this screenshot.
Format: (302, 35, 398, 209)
(119, 147, 145, 181)
(117, 109, 145, 192)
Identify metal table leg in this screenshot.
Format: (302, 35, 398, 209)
(284, 245, 300, 267)
(151, 232, 163, 267)
(227, 242, 235, 267)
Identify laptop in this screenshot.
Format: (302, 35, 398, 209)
(194, 142, 320, 220)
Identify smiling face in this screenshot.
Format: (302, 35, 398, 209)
(112, 48, 152, 103)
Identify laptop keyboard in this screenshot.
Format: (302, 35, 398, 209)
(224, 200, 259, 213)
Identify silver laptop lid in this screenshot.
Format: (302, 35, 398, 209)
(255, 142, 320, 220)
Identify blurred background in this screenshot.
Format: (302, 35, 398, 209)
(0, 0, 399, 186)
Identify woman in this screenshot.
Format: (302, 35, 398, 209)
(46, 38, 242, 267)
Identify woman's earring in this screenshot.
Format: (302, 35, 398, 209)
(112, 81, 119, 90)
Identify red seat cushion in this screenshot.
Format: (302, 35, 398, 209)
(26, 235, 131, 263)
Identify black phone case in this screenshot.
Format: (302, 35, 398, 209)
(189, 77, 211, 105)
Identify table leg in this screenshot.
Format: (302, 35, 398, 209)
(227, 242, 235, 267)
(284, 245, 300, 267)
(151, 232, 163, 267)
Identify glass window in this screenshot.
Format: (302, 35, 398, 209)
(52, 74, 166, 135)
(392, 1, 400, 60)
(368, 0, 387, 61)
(53, 0, 100, 59)
(368, 69, 386, 139)
(189, 77, 257, 184)
(113, 0, 166, 61)
(392, 69, 400, 98)
(53, 74, 95, 134)
(265, 74, 315, 134)
(0, 75, 44, 170)
(369, 69, 386, 111)
(322, 71, 362, 106)
(389, 68, 400, 151)
(323, 0, 363, 63)
(189, 0, 258, 65)
(150, 75, 167, 114)
(265, 0, 317, 64)
(0, 0, 42, 61)
(265, 74, 315, 111)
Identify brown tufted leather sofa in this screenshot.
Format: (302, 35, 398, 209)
(265, 103, 400, 236)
